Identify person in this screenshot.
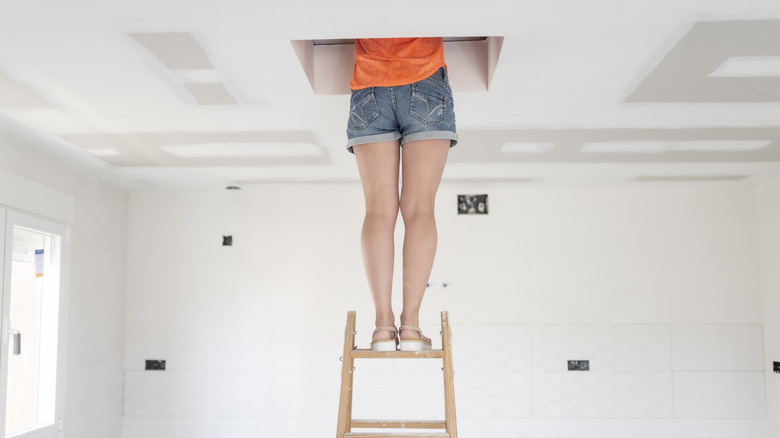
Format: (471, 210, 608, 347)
(346, 38, 457, 351)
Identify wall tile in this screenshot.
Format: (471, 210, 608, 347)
(672, 325, 764, 371)
(533, 325, 671, 371)
(533, 371, 673, 418)
(673, 371, 766, 418)
(453, 325, 533, 372)
(457, 371, 534, 418)
(124, 370, 259, 417)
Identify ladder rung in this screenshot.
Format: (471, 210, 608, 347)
(351, 349, 445, 359)
(351, 419, 446, 429)
(344, 434, 450, 438)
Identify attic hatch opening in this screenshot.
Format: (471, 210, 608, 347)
(292, 36, 504, 95)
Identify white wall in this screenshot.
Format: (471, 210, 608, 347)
(124, 183, 767, 438)
(0, 132, 128, 438)
(755, 178, 780, 438)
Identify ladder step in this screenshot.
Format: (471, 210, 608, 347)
(351, 349, 445, 359)
(344, 434, 450, 438)
(351, 419, 446, 429)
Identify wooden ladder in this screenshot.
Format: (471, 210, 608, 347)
(336, 311, 458, 438)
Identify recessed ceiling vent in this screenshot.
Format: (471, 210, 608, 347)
(292, 37, 504, 95)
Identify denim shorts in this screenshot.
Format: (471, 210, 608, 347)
(346, 67, 458, 153)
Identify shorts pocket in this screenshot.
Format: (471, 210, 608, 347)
(410, 80, 448, 125)
(348, 88, 379, 130)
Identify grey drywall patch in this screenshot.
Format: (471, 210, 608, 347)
(130, 32, 214, 70)
(626, 20, 780, 103)
(183, 83, 237, 105)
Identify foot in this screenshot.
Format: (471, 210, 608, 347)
(371, 325, 398, 351)
(398, 324, 432, 351)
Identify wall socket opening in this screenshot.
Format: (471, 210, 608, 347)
(568, 360, 590, 371)
(774, 361, 779, 374)
(145, 360, 166, 371)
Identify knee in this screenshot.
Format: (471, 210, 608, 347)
(399, 197, 435, 224)
(365, 202, 399, 226)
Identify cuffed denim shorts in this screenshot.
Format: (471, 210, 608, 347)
(346, 67, 458, 154)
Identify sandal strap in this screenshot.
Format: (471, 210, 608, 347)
(372, 325, 397, 335)
(399, 325, 424, 340)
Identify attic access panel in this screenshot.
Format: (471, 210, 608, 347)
(292, 37, 504, 95)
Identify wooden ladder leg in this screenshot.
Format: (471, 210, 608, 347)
(440, 311, 458, 438)
(336, 311, 357, 438)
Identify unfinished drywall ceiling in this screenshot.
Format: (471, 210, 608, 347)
(1, 1, 780, 189)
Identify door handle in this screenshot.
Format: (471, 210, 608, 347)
(10, 329, 20, 355)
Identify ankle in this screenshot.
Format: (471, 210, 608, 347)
(399, 313, 419, 327)
(375, 314, 395, 327)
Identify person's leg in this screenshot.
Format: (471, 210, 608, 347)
(398, 139, 450, 344)
(353, 140, 401, 342)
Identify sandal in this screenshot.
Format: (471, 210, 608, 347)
(398, 325, 432, 352)
(371, 325, 398, 351)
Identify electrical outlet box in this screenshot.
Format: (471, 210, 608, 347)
(145, 360, 166, 371)
(774, 361, 779, 374)
(568, 360, 590, 371)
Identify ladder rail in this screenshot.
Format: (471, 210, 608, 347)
(336, 311, 357, 437)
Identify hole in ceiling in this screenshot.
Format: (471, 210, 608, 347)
(292, 36, 504, 95)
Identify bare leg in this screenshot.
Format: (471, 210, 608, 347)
(354, 141, 401, 341)
(399, 139, 450, 343)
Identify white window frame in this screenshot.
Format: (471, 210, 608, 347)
(0, 208, 70, 438)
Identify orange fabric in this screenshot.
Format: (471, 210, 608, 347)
(349, 38, 446, 90)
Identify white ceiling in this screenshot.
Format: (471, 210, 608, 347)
(1, 0, 780, 191)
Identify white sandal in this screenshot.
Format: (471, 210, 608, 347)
(398, 325, 432, 352)
(371, 325, 398, 351)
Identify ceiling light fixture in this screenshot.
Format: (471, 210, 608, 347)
(159, 142, 324, 157)
(84, 148, 120, 157)
(581, 140, 771, 154)
(581, 141, 671, 153)
(675, 140, 770, 151)
(709, 56, 780, 77)
(500, 142, 555, 153)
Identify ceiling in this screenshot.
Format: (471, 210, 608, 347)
(1, 0, 780, 191)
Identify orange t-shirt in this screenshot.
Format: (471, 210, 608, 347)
(349, 38, 446, 90)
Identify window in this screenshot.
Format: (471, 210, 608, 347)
(1, 209, 68, 438)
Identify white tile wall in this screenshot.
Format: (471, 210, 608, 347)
(453, 325, 533, 372)
(456, 371, 534, 418)
(533, 325, 671, 371)
(458, 418, 533, 438)
(533, 371, 673, 418)
(671, 419, 768, 438)
(123, 417, 336, 438)
(673, 371, 766, 418)
(393, 370, 447, 419)
(533, 419, 672, 438)
(124, 371, 260, 417)
(671, 325, 764, 371)
(351, 370, 396, 419)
